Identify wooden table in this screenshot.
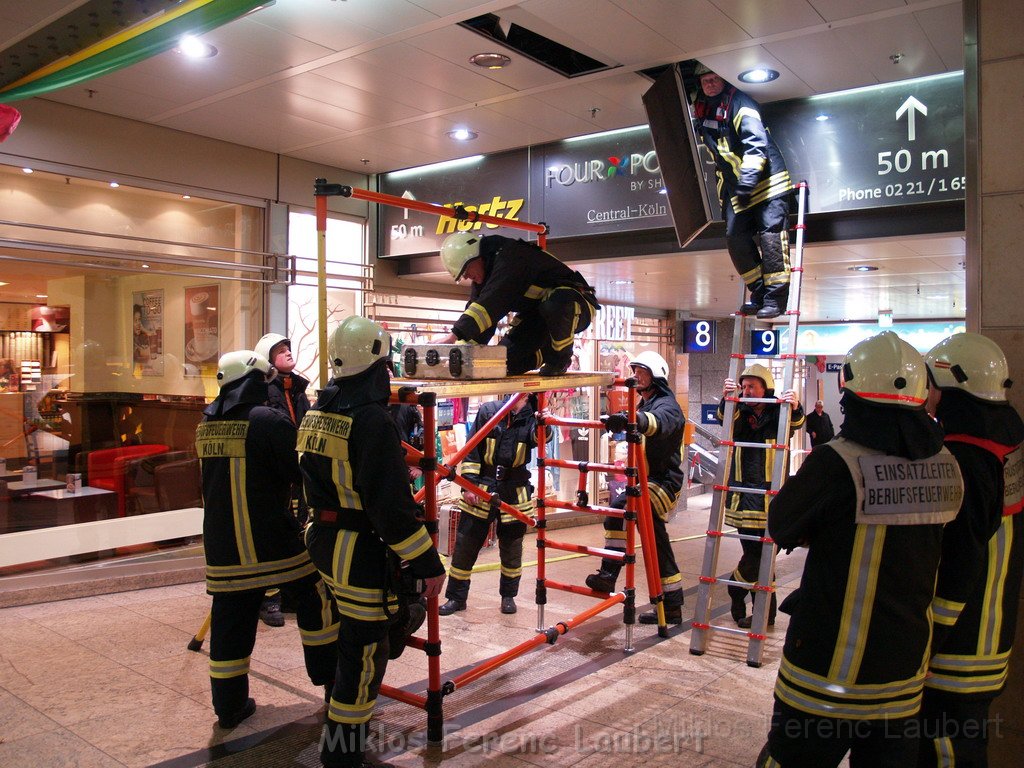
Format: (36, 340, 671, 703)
(4, 486, 117, 534)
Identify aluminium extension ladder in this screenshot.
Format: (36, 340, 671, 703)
(689, 181, 809, 667)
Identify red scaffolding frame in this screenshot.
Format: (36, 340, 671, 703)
(313, 181, 667, 744)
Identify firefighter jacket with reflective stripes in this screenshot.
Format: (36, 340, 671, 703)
(298, 384, 444, 582)
(198, 403, 316, 593)
(695, 85, 792, 214)
(459, 398, 547, 522)
(636, 383, 686, 518)
(768, 437, 964, 721)
(451, 236, 598, 344)
(928, 436, 1024, 698)
(717, 396, 804, 530)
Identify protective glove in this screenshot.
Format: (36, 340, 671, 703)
(604, 413, 628, 433)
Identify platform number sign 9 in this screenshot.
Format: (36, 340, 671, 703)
(750, 329, 780, 356)
(681, 320, 716, 353)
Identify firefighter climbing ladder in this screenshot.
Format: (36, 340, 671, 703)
(689, 181, 809, 667)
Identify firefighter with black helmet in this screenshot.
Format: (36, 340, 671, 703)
(756, 332, 965, 767)
(719, 363, 803, 628)
(299, 316, 445, 768)
(436, 231, 600, 376)
(918, 333, 1024, 767)
(198, 350, 338, 730)
(585, 351, 687, 624)
(692, 62, 794, 319)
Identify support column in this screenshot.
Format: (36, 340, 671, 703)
(969, 1, 1024, 762)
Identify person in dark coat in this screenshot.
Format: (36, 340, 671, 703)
(756, 332, 964, 768)
(197, 350, 337, 730)
(693, 63, 793, 319)
(437, 231, 600, 376)
(299, 316, 445, 768)
(917, 332, 1024, 767)
(253, 332, 313, 625)
(586, 352, 688, 624)
(804, 400, 835, 447)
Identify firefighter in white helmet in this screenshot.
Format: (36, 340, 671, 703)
(197, 350, 338, 731)
(252, 332, 313, 627)
(917, 332, 1024, 767)
(436, 231, 600, 376)
(757, 331, 964, 767)
(586, 351, 688, 623)
(298, 317, 445, 768)
(719, 363, 803, 628)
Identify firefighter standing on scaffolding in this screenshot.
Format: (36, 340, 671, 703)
(436, 231, 600, 376)
(719, 364, 803, 629)
(440, 394, 549, 617)
(693, 63, 793, 319)
(586, 352, 688, 624)
(299, 317, 445, 768)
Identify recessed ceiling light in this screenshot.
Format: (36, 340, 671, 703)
(21, 167, 33, 173)
(109, 181, 120, 188)
(815, 114, 830, 122)
(469, 52, 511, 69)
(176, 35, 217, 59)
(849, 265, 878, 272)
(610, 279, 633, 285)
(738, 68, 779, 84)
(182, 194, 191, 199)
(36, 294, 48, 298)
(142, 264, 150, 269)
(0, 282, 8, 288)
(446, 128, 478, 141)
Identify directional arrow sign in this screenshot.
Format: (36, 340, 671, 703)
(896, 96, 927, 141)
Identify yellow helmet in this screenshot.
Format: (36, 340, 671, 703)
(217, 350, 275, 388)
(739, 363, 775, 392)
(440, 232, 482, 280)
(328, 316, 392, 379)
(841, 331, 927, 407)
(926, 332, 1012, 402)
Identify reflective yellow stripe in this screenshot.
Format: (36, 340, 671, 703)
(209, 657, 250, 679)
(449, 565, 473, 581)
(336, 601, 390, 621)
(740, 265, 761, 286)
(205, 550, 313, 577)
(641, 412, 658, 437)
(500, 565, 522, 578)
(733, 105, 762, 132)
(524, 285, 546, 300)
(662, 572, 682, 587)
(327, 697, 375, 724)
(205, 561, 318, 593)
(334, 530, 357, 586)
(300, 621, 340, 646)
(830, 525, 885, 683)
(931, 596, 965, 627)
(464, 302, 492, 333)
(979, 517, 1012, 655)
(605, 530, 627, 541)
(391, 527, 434, 560)
(227, 457, 257, 565)
(484, 438, 496, 467)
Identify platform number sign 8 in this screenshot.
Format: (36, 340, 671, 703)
(681, 320, 716, 353)
(751, 329, 780, 356)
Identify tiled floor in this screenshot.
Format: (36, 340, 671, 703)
(0, 493, 811, 767)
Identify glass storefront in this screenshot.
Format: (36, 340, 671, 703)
(0, 164, 272, 575)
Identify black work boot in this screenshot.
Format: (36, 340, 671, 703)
(585, 565, 620, 593)
(259, 593, 284, 627)
(738, 593, 777, 629)
(438, 598, 466, 616)
(740, 280, 766, 316)
(538, 357, 572, 376)
(500, 596, 517, 614)
(639, 600, 684, 625)
(217, 698, 256, 729)
(756, 286, 789, 319)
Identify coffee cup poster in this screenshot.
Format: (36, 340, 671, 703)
(184, 285, 219, 375)
(132, 289, 164, 377)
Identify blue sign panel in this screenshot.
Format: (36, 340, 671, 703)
(750, 329, 781, 356)
(701, 404, 720, 425)
(679, 320, 716, 353)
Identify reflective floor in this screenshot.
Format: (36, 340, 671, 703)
(0, 493, 818, 767)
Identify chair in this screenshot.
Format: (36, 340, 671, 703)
(125, 450, 191, 515)
(154, 458, 202, 511)
(86, 444, 170, 516)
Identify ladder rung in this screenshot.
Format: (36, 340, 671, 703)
(707, 529, 775, 544)
(716, 577, 776, 591)
(695, 622, 766, 640)
(720, 440, 789, 451)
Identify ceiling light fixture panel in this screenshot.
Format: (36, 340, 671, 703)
(738, 68, 779, 84)
(469, 52, 511, 69)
